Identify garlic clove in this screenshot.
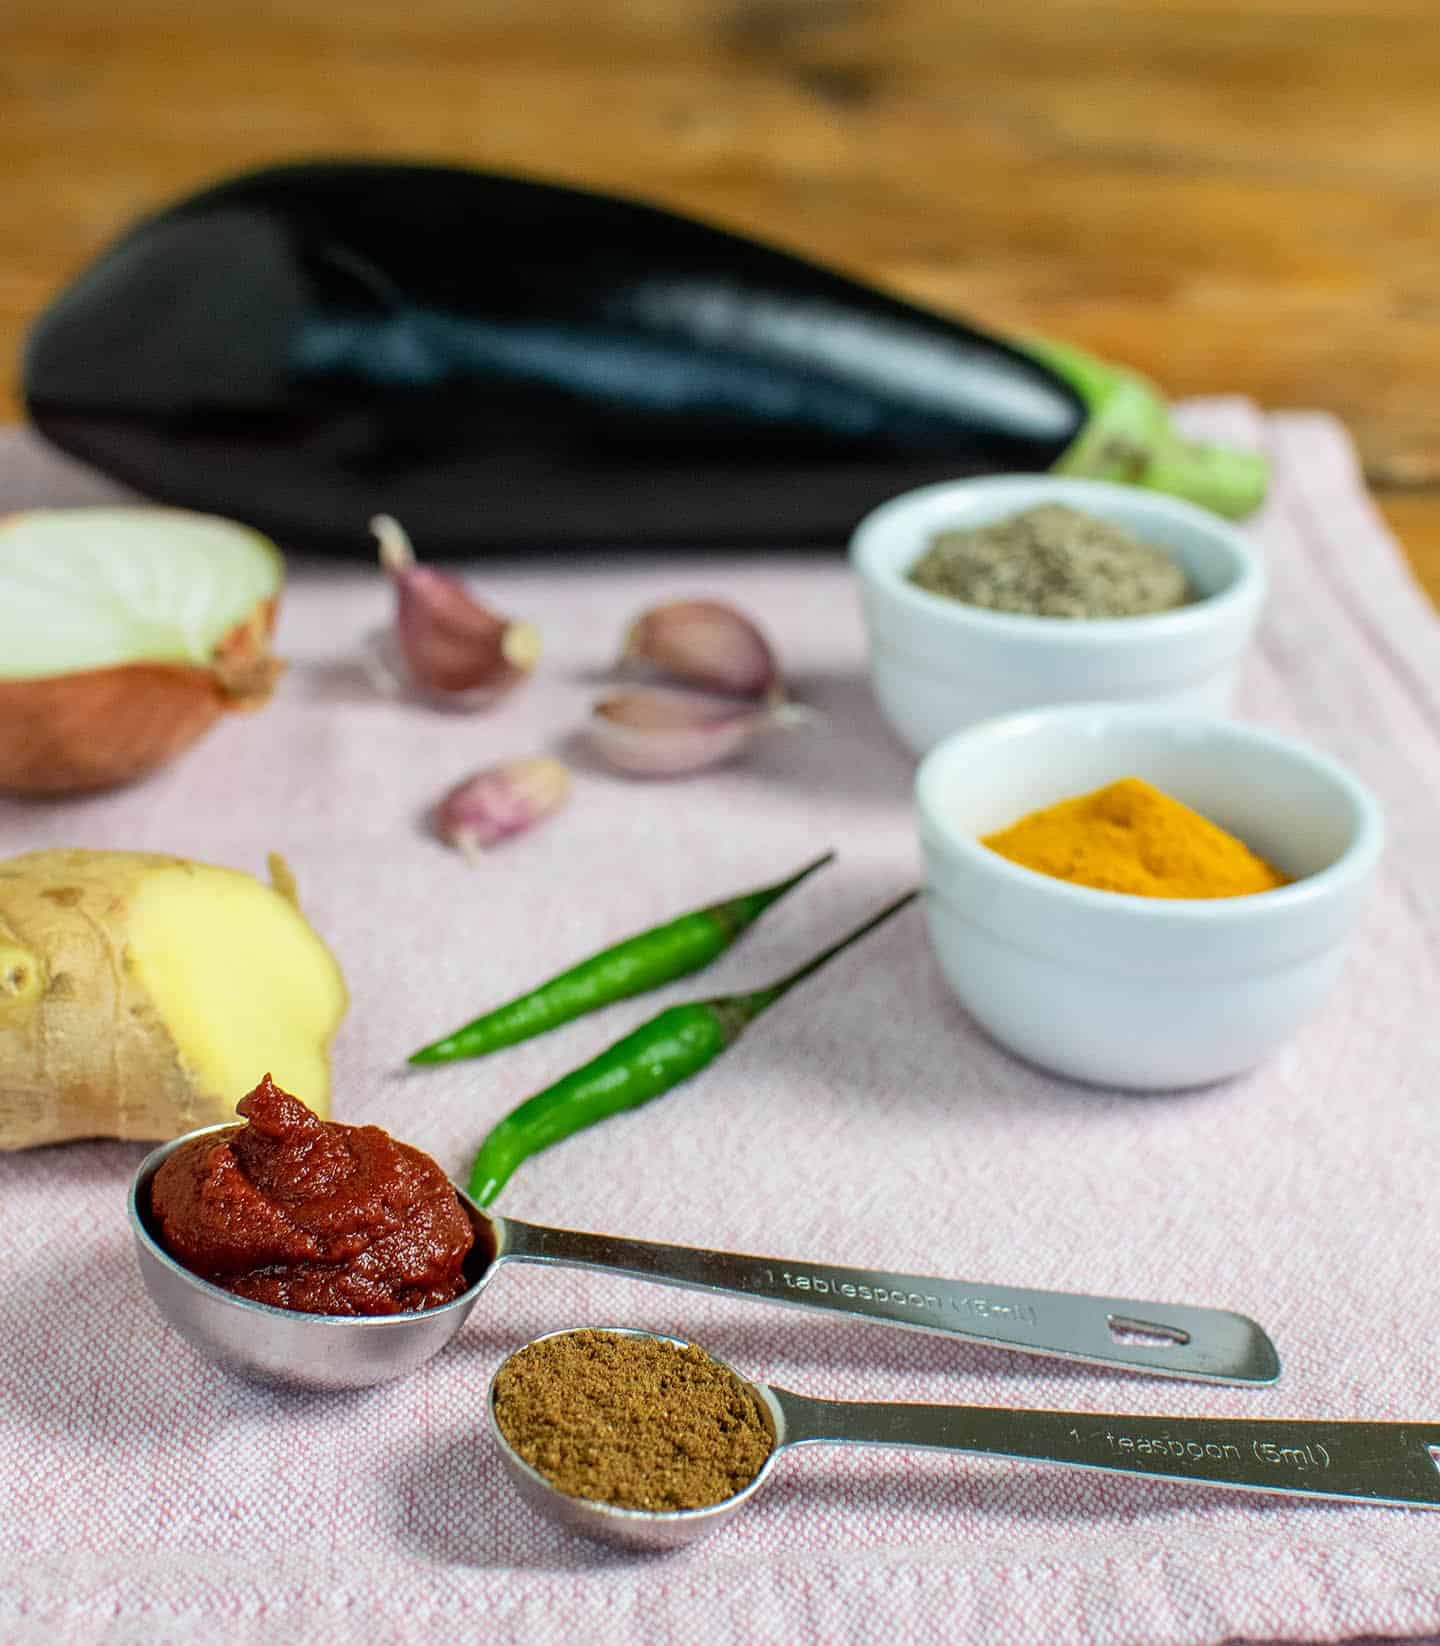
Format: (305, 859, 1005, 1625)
(619, 599, 780, 700)
(373, 514, 540, 704)
(435, 757, 571, 861)
(588, 687, 814, 778)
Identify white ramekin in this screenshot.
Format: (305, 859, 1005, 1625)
(915, 704, 1383, 1090)
(852, 474, 1267, 755)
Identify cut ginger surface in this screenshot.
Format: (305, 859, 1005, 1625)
(0, 848, 347, 1148)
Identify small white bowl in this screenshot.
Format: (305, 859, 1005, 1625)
(851, 475, 1267, 755)
(915, 705, 1383, 1090)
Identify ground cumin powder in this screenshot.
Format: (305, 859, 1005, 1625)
(492, 1330, 773, 1511)
(982, 777, 1289, 898)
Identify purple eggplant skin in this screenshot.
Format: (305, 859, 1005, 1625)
(22, 161, 1087, 554)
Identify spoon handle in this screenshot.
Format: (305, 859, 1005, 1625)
(492, 1215, 1279, 1384)
(767, 1389, 1440, 1510)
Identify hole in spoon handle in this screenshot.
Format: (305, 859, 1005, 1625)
(487, 1217, 1278, 1384)
(1107, 1315, 1190, 1348)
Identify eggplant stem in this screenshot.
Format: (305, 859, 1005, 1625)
(1026, 334, 1269, 519)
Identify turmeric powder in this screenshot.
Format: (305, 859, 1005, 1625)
(982, 777, 1289, 899)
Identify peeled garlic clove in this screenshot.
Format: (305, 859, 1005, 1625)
(435, 757, 571, 861)
(620, 599, 780, 699)
(589, 687, 813, 778)
(373, 514, 540, 704)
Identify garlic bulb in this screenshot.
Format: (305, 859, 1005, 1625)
(588, 687, 814, 778)
(0, 508, 284, 796)
(619, 599, 780, 699)
(372, 514, 540, 707)
(435, 757, 571, 860)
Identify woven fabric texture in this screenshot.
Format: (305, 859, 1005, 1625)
(1, 406, 1437, 1646)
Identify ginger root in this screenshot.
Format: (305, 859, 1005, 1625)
(0, 848, 348, 1149)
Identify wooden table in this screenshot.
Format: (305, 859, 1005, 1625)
(8, 0, 1438, 599)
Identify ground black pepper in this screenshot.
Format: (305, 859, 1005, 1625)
(492, 1329, 774, 1511)
(907, 502, 1189, 618)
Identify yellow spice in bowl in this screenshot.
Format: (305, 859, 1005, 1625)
(981, 777, 1289, 898)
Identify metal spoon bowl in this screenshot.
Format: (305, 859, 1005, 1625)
(488, 1328, 1440, 1552)
(127, 1129, 492, 1389)
(488, 1329, 778, 1551)
(128, 1124, 1280, 1391)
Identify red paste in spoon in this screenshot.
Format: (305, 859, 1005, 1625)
(149, 1074, 474, 1316)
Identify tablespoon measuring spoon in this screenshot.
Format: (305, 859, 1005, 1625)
(489, 1328, 1440, 1551)
(129, 1127, 1278, 1389)
(480, 1206, 1278, 1384)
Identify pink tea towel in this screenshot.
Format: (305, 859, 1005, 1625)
(1, 405, 1438, 1646)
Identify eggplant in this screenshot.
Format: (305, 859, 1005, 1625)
(22, 162, 1266, 554)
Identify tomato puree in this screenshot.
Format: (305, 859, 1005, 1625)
(149, 1074, 475, 1315)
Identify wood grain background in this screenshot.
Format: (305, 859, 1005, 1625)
(5, 0, 1438, 596)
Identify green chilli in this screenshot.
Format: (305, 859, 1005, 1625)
(467, 889, 917, 1205)
(409, 850, 835, 1066)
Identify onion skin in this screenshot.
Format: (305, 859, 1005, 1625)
(0, 597, 281, 796)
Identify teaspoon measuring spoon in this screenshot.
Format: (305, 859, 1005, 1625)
(490, 1328, 1440, 1551)
(128, 1128, 1278, 1389)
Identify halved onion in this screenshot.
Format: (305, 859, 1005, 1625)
(0, 508, 285, 795)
